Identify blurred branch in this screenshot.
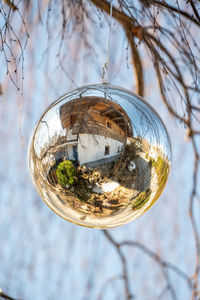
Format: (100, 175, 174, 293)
(90, 0, 144, 96)
(189, 136, 200, 298)
(0, 84, 2, 95)
(151, 0, 200, 26)
(0, 289, 19, 300)
(126, 31, 144, 96)
(187, 0, 200, 25)
(3, 0, 18, 11)
(103, 230, 133, 300)
(90, 0, 136, 26)
(98, 275, 124, 300)
(119, 240, 192, 288)
(0, 0, 29, 92)
(103, 229, 193, 298)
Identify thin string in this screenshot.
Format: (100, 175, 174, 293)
(102, 0, 113, 83)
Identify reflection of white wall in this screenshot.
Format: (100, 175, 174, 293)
(66, 129, 77, 141)
(77, 133, 123, 165)
(50, 132, 123, 164)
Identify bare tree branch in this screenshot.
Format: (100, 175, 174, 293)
(126, 33, 144, 96)
(0, 289, 19, 300)
(3, 0, 18, 11)
(103, 230, 134, 300)
(151, 0, 200, 26)
(103, 229, 193, 298)
(90, 0, 144, 96)
(188, 0, 200, 25)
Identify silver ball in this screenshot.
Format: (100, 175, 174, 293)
(28, 84, 171, 228)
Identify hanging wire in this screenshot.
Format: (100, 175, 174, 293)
(102, 0, 113, 83)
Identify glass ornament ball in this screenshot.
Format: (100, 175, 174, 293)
(28, 84, 171, 228)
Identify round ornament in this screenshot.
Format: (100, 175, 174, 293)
(28, 84, 171, 228)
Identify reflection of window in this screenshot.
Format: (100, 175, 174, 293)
(107, 121, 112, 129)
(117, 146, 121, 153)
(70, 114, 77, 126)
(104, 146, 110, 155)
(72, 145, 78, 161)
(70, 115, 73, 125)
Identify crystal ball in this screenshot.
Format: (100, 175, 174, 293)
(28, 84, 171, 228)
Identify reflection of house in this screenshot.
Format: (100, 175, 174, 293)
(53, 97, 133, 166)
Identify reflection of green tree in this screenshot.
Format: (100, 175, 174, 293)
(112, 142, 140, 187)
(124, 142, 141, 160)
(56, 160, 76, 187)
(56, 161, 90, 202)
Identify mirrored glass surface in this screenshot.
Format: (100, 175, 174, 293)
(28, 84, 171, 228)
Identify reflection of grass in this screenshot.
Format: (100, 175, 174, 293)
(132, 155, 170, 211)
(132, 189, 151, 210)
(144, 155, 170, 212)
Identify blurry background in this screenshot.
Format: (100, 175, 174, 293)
(0, 1, 200, 299)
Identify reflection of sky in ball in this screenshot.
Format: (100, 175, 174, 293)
(109, 87, 171, 158)
(34, 107, 65, 157)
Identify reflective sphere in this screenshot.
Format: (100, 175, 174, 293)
(28, 84, 171, 228)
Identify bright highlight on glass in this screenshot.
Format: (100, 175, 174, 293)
(28, 84, 171, 228)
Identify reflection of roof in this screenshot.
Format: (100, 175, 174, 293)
(59, 97, 133, 142)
